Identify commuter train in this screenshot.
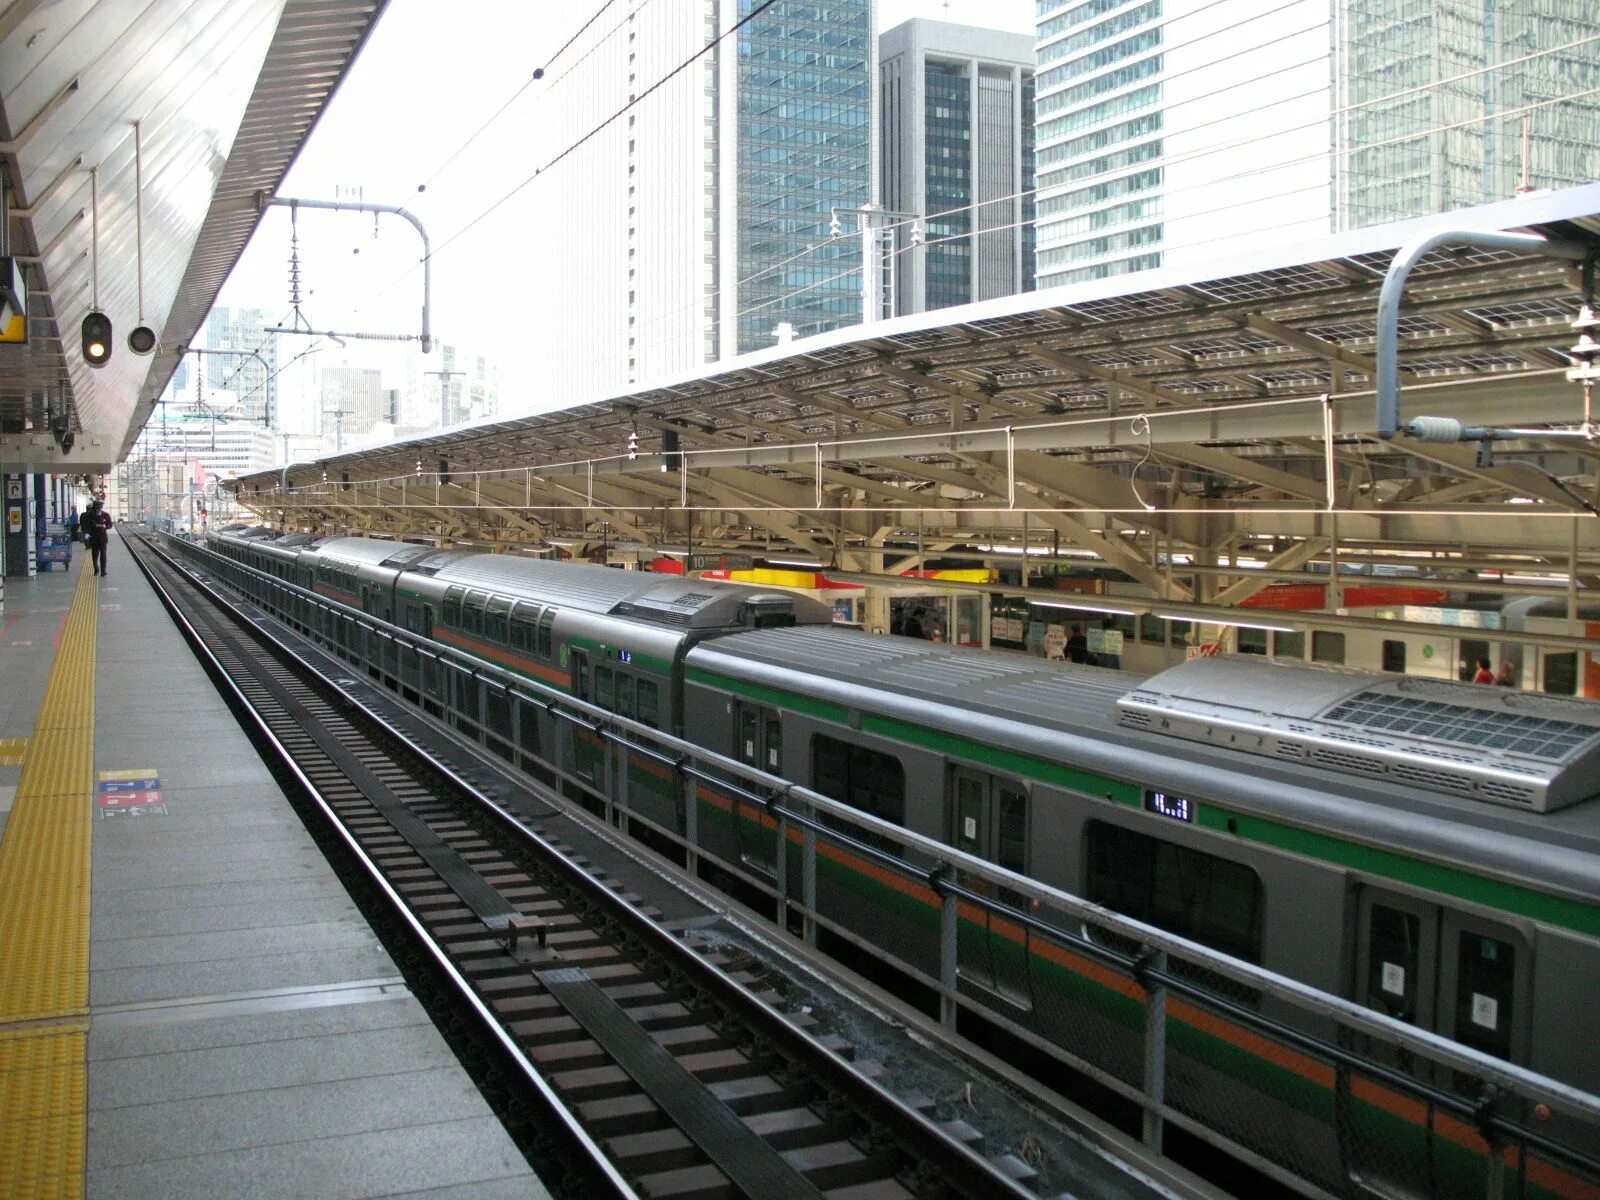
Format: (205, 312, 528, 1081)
(205, 527, 1600, 1199)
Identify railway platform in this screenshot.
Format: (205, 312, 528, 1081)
(0, 542, 546, 1199)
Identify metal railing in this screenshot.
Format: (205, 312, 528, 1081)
(169, 533, 1600, 1200)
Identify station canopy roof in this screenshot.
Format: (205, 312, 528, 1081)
(1, 0, 388, 471)
(234, 183, 1600, 608)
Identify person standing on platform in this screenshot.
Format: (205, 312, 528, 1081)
(1495, 662, 1517, 688)
(85, 499, 112, 577)
(66, 506, 81, 570)
(1472, 656, 1495, 684)
(1065, 623, 1089, 664)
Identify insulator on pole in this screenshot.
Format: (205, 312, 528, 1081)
(1405, 416, 1465, 443)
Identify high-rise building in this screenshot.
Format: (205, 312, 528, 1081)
(1336, 1, 1600, 228)
(392, 341, 502, 433)
(1032, 0, 1600, 290)
(319, 366, 384, 451)
(200, 307, 281, 426)
(880, 19, 1036, 316)
(530, 0, 874, 401)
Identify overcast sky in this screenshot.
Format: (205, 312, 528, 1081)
(213, 0, 1036, 411)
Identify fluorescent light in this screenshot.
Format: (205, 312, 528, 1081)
(1030, 599, 1144, 615)
(1156, 611, 1296, 633)
(764, 558, 825, 568)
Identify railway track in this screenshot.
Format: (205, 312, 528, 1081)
(127, 532, 1060, 1200)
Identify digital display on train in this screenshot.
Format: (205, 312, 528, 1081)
(1144, 790, 1194, 822)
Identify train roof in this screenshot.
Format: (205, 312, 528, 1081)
(303, 536, 423, 568)
(686, 627, 1600, 898)
(430, 555, 834, 630)
(1118, 657, 1600, 814)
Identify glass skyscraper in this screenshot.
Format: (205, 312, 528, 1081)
(1033, 0, 1600, 291)
(734, 0, 873, 353)
(201, 306, 280, 427)
(1336, 0, 1600, 228)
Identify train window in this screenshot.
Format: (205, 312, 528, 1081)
(485, 595, 512, 643)
(812, 734, 906, 855)
(1459, 638, 1490, 682)
(1273, 630, 1305, 659)
(1084, 820, 1264, 964)
(1237, 628, 1268, 656)
(997, 785, 1027, 876)
(1312, 630, 1346, 664)
(738, 708, 759, 767)
(510, 605, 540, 652)
(764, 716, 781, 775)
(1366, 905, 1421, 1024)
(615, 674, 635, 720)
(637, 680, 660, 728)
(1543, 652, 1577, 695)
(1381, 639, 1406, 673)
(595, 666, 615, 710)
(443, 587, 465, 628)
(537, 610, 555, 658)
(1454, 933, 1516, 1061)
(463, 591, 489, 636)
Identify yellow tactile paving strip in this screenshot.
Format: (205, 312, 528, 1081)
(0, 569, 97, 1200)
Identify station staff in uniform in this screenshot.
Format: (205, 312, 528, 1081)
(85, 499, 112, 576)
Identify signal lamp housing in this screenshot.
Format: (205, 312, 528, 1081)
(127, 324, 157, 355)
(82, 311, 113, 367)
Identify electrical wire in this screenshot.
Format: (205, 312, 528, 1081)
(412, 0, 626, 197)
(266, 9, 1600, 410)
(423, 0, 782, 267)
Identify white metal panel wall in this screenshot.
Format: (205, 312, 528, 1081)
(1161, 0, 1335, 271)
(528, 1, 638, 402)
(631, 4, 715, 387)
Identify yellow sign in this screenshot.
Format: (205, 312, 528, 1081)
(0, 256, 24, 344)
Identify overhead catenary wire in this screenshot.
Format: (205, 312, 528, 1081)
(422, 0, 782, 267)
(411, 0, 626, 197)
(270, 6, 1600, 421)
(369, 11, 1596, 339)
(550, 47, 1600, 374)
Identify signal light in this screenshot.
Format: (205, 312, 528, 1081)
(82, 311, 112, 367)
(127, 324, 157, 355)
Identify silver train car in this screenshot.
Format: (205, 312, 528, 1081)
(204, 528, 1600, 1198)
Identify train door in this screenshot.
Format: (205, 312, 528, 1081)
(950, 768, 1032, 1005)
(1355, 888, 1528, 1060)
(733, 703, 783, 875)
(566, 649, 597, 788)
(1348, 888, 1531, 1196)
(735, 702, 782, 777)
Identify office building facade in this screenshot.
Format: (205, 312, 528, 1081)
(200, 307, 281, 426)
(881, 20, 1036, 315)
(530, 0, 874, 402)
(1032, 0, 1600, 290)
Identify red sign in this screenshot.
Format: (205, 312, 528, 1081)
(98, 791, 164, 807)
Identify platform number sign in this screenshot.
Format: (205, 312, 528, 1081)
(97, 769, 168, 818)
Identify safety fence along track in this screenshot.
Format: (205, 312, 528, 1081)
(124, 532, 1049, 1200)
